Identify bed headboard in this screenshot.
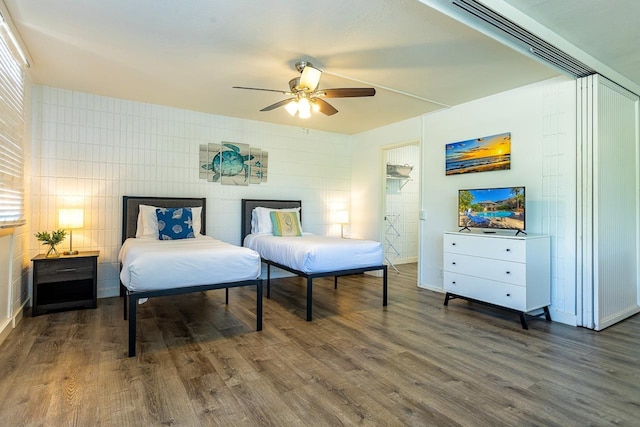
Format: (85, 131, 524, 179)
(122, 196, 206, 242)
(241, 199, 302, 244)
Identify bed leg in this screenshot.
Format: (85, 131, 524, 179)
(382, 265, 388, 306)
(306, 277, 313, 321)
(128, 295, 137, 357)
(256, 280, 263, 331)
(266, 263, 271, 299)
(334, 276, 338, 290)
(225, 288, 229, 304)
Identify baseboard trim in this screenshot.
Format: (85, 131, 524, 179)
(418, 283, 444, 293)
(0, 303, 25, 347)
(596, 305, 640, 331)
(0, 318, 11, 346)
(548, 309, 577, 327)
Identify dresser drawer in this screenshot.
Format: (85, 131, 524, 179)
(35, 257, 95, 284)
(443, 253, 526, 286)
(443, 233, 526, 262)
(444, 272, 526, 311)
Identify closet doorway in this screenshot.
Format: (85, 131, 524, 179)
(382, 142, 420, 275)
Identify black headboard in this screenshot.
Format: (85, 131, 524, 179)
(241, 199, 302, 244)
(122, 196, 206, 242)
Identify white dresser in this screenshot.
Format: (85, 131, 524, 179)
(442, 231, 551, 328)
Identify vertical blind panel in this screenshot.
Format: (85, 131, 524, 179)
(596, 79, 639, 328)
(0, 26, 25, 225)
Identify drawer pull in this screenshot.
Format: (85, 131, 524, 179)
(57, 268, 77, 273)
(452, 243, 456, 246)
(506, 248, 511, 252)
(506, 271, 510, 274)
(506, 293, 511, 297)
(452, 262, 456, 265)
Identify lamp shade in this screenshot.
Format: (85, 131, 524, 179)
(299, 65, 322, 91)
(59, 209, 84, 229)
(297, 98, 311, 119)
(285, 100, 298, 116)
(334, 210, 349, 224)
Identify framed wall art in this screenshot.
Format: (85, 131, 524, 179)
(199, 142, 268, 186)
(445, 132, 511, 175)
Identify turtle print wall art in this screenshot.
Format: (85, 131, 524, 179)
(199, 142, 268, 186)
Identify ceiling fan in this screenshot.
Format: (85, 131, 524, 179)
(233, 61, 376, 118)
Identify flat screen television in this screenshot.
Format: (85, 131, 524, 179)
(458, 186, 526, 234)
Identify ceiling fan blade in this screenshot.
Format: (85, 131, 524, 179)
(233, 86, 290, 95)
(319, 88, 376, 98)
(313, 98, 338, 116)
(299, 65, 322, 91)
(260, 98, 296, 112)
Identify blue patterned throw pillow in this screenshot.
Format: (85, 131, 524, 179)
(156, 207, 195, 240)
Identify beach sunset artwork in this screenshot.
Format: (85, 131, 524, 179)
(445, 132, 511, 175)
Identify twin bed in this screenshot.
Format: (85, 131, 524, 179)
(241, 199, 388, 321)
(119, 196, 262, 357)
(119, 196, 387, 356)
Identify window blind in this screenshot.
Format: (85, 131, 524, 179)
(0, 18, 25, 228)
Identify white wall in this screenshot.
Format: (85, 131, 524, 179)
(30, 86, 352, 298)
(420, 76, 577, 325)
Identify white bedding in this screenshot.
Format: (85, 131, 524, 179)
(119, 236, 261, 292)
(243, 233, 383, 274)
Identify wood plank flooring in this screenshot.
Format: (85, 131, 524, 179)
(1, 263, 639, 426)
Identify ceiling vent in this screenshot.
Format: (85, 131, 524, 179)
(451, 0, 595, 78)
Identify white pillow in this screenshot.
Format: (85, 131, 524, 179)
(192, 207, 202, 235)
(251, 206, 301, 235)
(135, 205, 158, 238)
(136, 205, 202, 238)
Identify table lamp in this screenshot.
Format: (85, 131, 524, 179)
(59, 208, 84, 255)
(335, 210, 349, 238)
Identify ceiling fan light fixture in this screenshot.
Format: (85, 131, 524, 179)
(234, 60, 375, 118)
(285, 100, 298, 116)
(298, 98, 311, 119)
(299, 64, 322, 91)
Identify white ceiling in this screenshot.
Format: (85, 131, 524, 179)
(503, 0, 640, 88)
(3, 0, 638, 134)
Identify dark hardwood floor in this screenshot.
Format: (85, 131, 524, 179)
(1, 263, 639, 426)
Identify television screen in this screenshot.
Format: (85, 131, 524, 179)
(458, 187, 525, 232)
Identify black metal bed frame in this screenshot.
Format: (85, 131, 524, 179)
(241, 199, 388, 321)
(121, 196, 262, 357)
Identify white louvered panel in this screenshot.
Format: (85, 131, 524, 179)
(592, 76, 640, 330)
(577, 76, 595, 328)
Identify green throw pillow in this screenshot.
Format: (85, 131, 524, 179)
(270, 211, 302, 237)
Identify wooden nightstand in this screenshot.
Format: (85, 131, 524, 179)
(31, 251, 99, 316)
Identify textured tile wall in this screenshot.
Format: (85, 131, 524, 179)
(541, 77, 577, 315)
(30, 87, 352, 297)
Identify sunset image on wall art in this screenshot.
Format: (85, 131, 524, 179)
(445, 132, 511, 175)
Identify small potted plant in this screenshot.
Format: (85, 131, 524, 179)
(35, 229, 67, 258)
